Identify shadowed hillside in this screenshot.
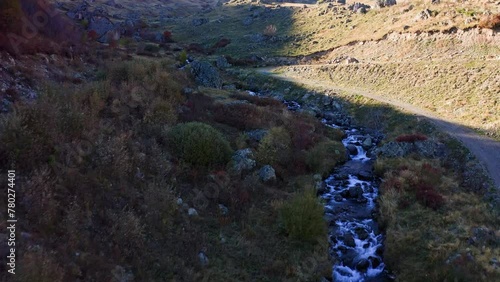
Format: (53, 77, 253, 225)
(0, 0, 498, 281)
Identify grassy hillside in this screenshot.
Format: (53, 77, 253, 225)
(277, 60, 500, 139)
(167, 0, 499, 57)
(0, 56, 348, 281)
(231, 68, 500, 281)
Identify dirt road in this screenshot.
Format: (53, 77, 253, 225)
(258, 67, 500, 189)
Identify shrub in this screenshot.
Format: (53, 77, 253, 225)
(168, 122, 232, 167)
(213, 102, 262, 130)
(306, 139, 347, 177)
(178, 50, 188, 63)
(163, 30, 172, 39)
(144, 43, 160, 53)
(257, 127, 292, 166)
(415, 183, 445, 210)
(478, 14, 500, 29)
(87, 30, 99, 41)
(144, 98, 178, 125)
(280, 189, 326, 241)
(229, 93, 284, 108)
(179, 93, 214, 122)
(395, 133, 428, 143)
(263, 24, 277, 37)
(211, 38, 231, 49)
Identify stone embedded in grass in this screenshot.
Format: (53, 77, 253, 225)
(188, 208, 199, 217)
(229, 148, 256, 175)
(259, 165, 276, 183)
(218, 204, 229, 216)
(198, 251, 209, 267)
(190, 61, 223, 88)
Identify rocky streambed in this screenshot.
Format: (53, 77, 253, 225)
(272, 92, 393, 281)
(320, 126, 392, 281)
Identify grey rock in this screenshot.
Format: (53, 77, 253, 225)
(89, 16, 115, 42)
(356, 259, 370, 271)
(349, 185, 364, 198)
(345, 57, 359, 64)
(216, 56, 231, 69)
(246, 129, 268, 143)
(176, 198, 183, 205)
(230, 148, 256, 175)
(344, 233, 356, 247)
(357, 170, 372, 181)
(250, 33, 266, 43)
(188, 208, 199, 217)
(414, 140, 445, 158)
(313, 174, 323, 181)
(415, 9, 432, 21)
(490, 258, 499, 268)
(182, 87, 194, 95)
(349, 3, 371, 13)
(315, 180, 326, 193)
(362, 137, 373, 150)
(259, 165, 276, 183)
(334, 194, 344, 202)
(355, 227, 370, 240)
(218, 204, 229, 215)
(356, 196, 368, 203)
(346, 144, 358, 155)
(198, 251, 209, 266)
(192, 18, 208, 26)
(373, 141, 414, 158)
(190, 61, 222, 88)
(111, 265, 135, 282)
(66, 1, 89, 20)
(376, 0, 397, 8)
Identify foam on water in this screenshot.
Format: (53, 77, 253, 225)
(264, 98, 391, 281)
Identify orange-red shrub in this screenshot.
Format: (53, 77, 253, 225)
(478, 14, 500, 29)
(415, 183, 445, 210)
(213, 102, 263, 130)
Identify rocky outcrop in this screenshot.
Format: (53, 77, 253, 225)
(376, 0, 397, 8)
(349, 3, 370, 14)
(216, 56, 231, 69)
(89, 16, 115, 42)
(229, 148, 256, 175)
(259, 165, 276, 183)
(190, 61, 223, 88)
(373, 140, 446, 158)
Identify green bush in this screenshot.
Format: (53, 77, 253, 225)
(168, 122, 232, 167)
(281, 189, 326, 242)
(256, 127, 292, 166)
(306, 139, 347, 177)
(144, 43, 160, 53)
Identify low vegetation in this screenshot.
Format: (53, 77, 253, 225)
(375, 157, 499, 281)
(168, 122, 233, 168)
(0, 57, 338, 281)
(280, 188, 327, 242)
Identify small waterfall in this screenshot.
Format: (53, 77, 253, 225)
(251, 90, 392, 281)
(321, 127, 392, 281)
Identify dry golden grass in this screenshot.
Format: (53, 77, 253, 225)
(278, 60, 500, 139)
